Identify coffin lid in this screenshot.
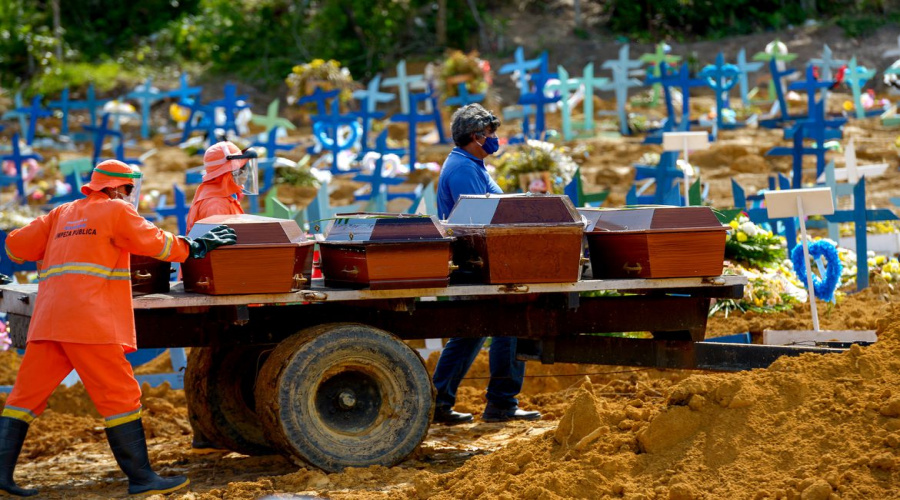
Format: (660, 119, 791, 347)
(188, 214, 308, 246)
(578, 206, 727, 233)
(445, 194, 584, 226)
(322, 212, 451, 243)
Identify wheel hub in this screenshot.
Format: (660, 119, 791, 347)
(315, 370, 382, 433)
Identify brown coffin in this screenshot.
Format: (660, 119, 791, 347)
(579, 206, 727, 279)
(130, 254, 171, 296)
(182, 214, 314, 295)
(318, 213, 453, 289)
(444, 194, 585, 284)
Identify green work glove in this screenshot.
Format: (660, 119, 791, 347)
(186, 224, 237, 259)
(0, 273, 11, 285)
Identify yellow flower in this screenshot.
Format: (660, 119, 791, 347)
(737, 232, 748, 243)
(729, 220, 740, 230)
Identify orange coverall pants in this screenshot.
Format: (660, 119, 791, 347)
(3, 341, 142, 426)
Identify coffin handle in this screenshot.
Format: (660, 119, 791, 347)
(195, 277, 211, 289)
(580, 257, 590, 266)
(467, 257, 484, 268)
(292, 274, 308, 289)
(133, 270, 153, 281)
(498, 284, 530, 293)
(341, 266, 360, 276)
(448, 261, 459, 272)
(622, 263, 643, 274)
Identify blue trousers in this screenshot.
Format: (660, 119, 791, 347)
(432, 336, 525, 410)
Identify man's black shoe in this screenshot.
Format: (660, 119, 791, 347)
(481, 405, 541, 423)
(433, 407, 474, 425)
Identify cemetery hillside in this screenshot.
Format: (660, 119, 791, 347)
(5, 1, 900, 498)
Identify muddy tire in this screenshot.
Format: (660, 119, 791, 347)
(255, 323, 435, 472)
(185, 345, 275, 456)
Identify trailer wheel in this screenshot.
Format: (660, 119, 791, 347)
(255, 323, 435, 472)
(185, 345, 275, 456)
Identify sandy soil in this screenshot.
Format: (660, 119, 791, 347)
(2, 19, 900, 500)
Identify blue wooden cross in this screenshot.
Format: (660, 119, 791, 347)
(172, 94, 214, 147)
(626, 151, 683, 205)
(642, 62, 707, 144)
(517, 52, 559, 139)
(16, 95, 53, 146)
(407, 180, 438, 216)
(1, 92, 27, 134)
(382, 60, 424, 115)
(699, 53, 743, 130)
(766, 122, 827, 189)
(350, 74, 394, 153)
(166, 73, 202, 105)
(445, 81, 485, 108)
(67, 84, 110, 131)
(251, 99, 296, 134)
(824, 177, 899, 290)
(424, 82, 449, 144)
(600, 44, 643, 136)
(756, 57, 800, 128)
(0, 134, 43, 203)
(84, 113, 142, 166)
(817, 159, 855, 241)
(570, 63, 609, 138)
(48, 88, 77, 137)
(735, 48, 763, 106)
(390, 91, 437, 168)
(310, 98, 360, 170)
(353, 131, 410, 210)
(501, 104, 535, 144)
(52, 157, 94, 204)
(127, 78, 164, 139)
(845, 57, 880, 120)
(785, 65, 839, 137)
(809, 44, 847, 106)
(207, 83, 250, 137)
(298, 86, 341, 117)
(638, 43, 681, 108)
(498, 46, 542, 95)
(155, 185, 190, 235)
(546, 65, 583, 141)
(250, 126, 298, 159)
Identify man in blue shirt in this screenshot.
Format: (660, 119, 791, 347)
(432, 103, 541, 425)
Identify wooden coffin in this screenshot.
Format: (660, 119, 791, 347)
(182, 214, 314, 295)
(579, 206, 727, 279)
(130, 254, 171, 296)
(319, 213, 453, 289)
(443, 194, 585, 284)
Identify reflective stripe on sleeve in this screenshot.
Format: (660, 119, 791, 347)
(154, 232, 174, 260)
(38, 262, 131, 281)
(4, 244, 24, 264)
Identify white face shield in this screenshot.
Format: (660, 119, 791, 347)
(227, 148, 259, 195)
(122, 174, 142, 208)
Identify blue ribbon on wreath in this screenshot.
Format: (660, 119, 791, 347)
(790, 240, 842, 302)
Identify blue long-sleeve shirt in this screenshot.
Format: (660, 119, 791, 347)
(436, 147, 502, 219)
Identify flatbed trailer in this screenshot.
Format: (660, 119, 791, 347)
(0, 275, 843, 472)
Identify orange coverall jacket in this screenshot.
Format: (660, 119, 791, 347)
(4, 192, 191, 351)
(186, 175, 243, 232)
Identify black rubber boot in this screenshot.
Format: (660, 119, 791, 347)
(105, 419, 190, 495)
(0, 416, 38, 497)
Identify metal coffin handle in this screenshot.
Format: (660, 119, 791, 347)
(133, 270, 153, 282)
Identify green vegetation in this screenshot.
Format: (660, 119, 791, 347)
(0, 0, 896, 94)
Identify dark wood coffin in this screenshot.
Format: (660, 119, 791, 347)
(130, 254, 171, 296)
(182, 214, 314, 295)
(443, 194, 585, 284)
(319, 213, 453, 289)
(579, 206, 727, 279)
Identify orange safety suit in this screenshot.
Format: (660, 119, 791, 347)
(3, 192, 191, 421)
(186, 174, 243, 233)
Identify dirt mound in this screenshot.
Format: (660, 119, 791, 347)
(405, 305, 900, 500)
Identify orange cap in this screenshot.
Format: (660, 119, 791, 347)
(202, 141, 248, 182)
(81, 160, 141, 195)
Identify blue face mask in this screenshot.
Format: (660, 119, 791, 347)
(478, 135, 500, 155)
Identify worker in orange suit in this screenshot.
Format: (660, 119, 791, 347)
(184, 140, 258, 452)
(0, 159, 237, 497)
(186, 140, 259, 231)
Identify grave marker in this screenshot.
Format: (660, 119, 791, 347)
(382, 60, 424, 115)
(251, 99, 296, 134)
(735, 48, 763, 106)
(154, 185, 190, 235)
(845, 57, 879, 120)
(444, 82, 486, 108)
(699, 53, 742, 129)
(809, 44, 847, 107)
(638, 42, 681, 108)
(48, 88, 76, 136)
(498, 46, 542, 95)
(600, 44, 643, 135)
(127, 78, 164, 139)
(16, 95, 53, 146)
(0, 134, 43, 203)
